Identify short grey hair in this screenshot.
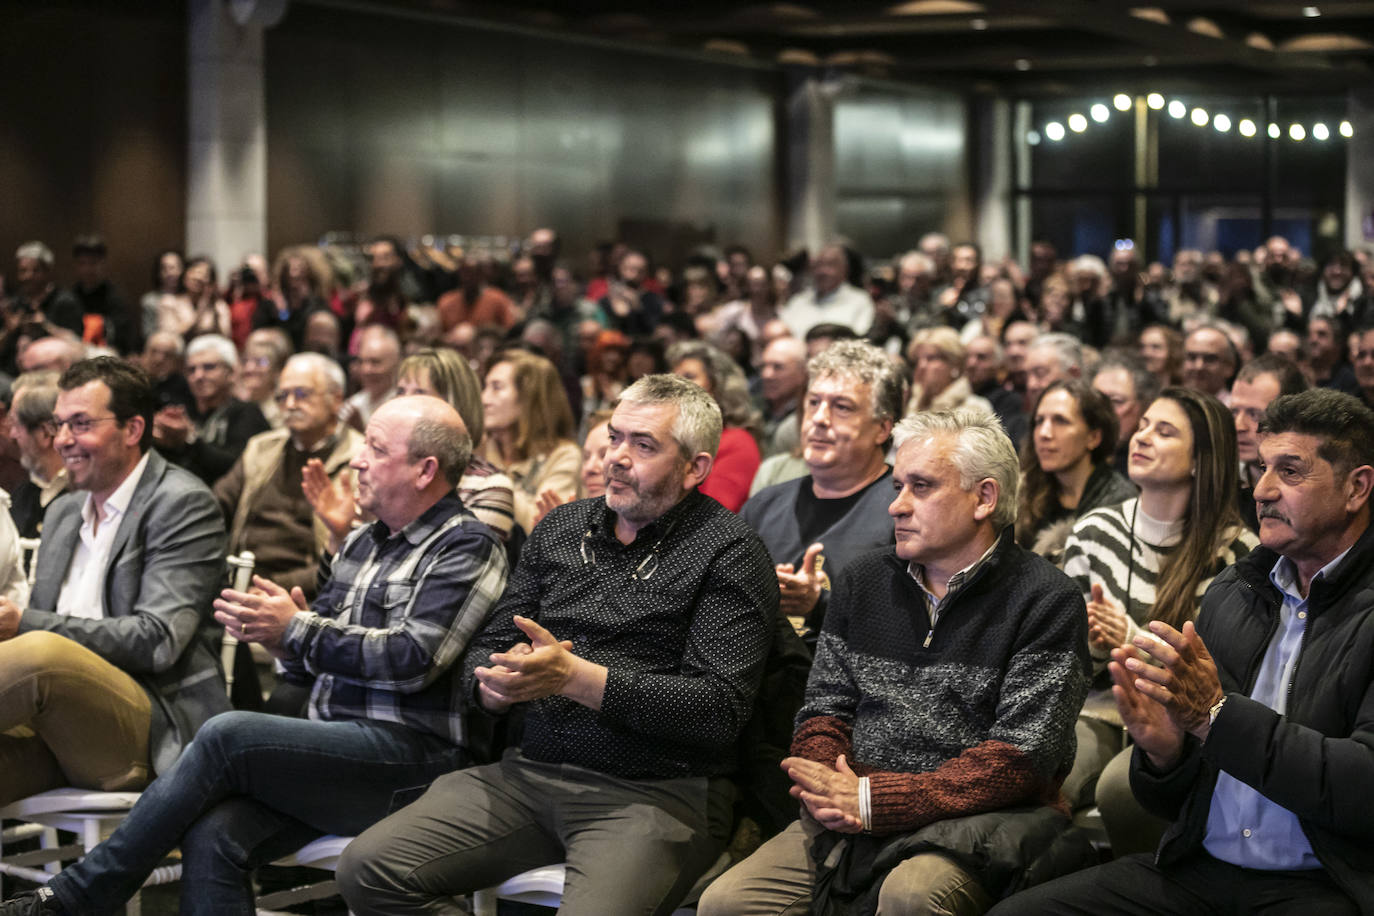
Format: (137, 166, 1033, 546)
(186, 334, 238, 371)
(146, 331, 184, 358)
(617, 373, 723, 460)
(893, 407, 1020, 530)
(406, 413, 473, 487)
(284, 351, 346, 396)
(12, 373, 60, 429)
(807, 338, 906, 423)
(1029, 333, 1084, 374)
(16, 241, 54, 268)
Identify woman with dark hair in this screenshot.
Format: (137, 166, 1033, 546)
(158, 255, 230, 341)
(668, 340, 762, 512)
(479, 349, 580, 534)
(1016, 379, 1135, 563)
(1061, 388, 1257, 853)
(141, 249, 184, 341)
(261, 246, 334, 350)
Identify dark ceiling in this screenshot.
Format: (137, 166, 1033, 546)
(316, 0, 1374, 95)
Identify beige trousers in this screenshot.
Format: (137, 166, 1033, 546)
(0, 631, 152, 806)
(698, 818, 993, 916)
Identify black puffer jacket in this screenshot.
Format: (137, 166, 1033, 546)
(1129, 520, 1374, 913)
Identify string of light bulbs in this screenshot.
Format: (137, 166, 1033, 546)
(1026, 92, 1354, 146)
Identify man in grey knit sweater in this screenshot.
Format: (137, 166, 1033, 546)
(702, 407, 1090, 915)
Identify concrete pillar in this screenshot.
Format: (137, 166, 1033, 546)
(186, 0, 272, 271)
(1346, 89, 1374, 249)
(783, 73, 838, 254)
(972, 97, 1012, 262)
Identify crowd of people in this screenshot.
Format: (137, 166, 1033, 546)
(0, 224, 1372, 915)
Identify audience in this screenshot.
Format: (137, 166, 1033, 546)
(757, 335, 807, 459)
(5, 372, 70, 537)
(339, 324, 400, 431)
(1091, 353, 1159, 474)
(668, 340, 762, 513)
(1181, 322, 1239, 401)
(781, 244, 874, 340)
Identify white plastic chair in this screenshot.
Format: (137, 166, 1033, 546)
(0, 789, 180, 915)
(471, 853, 730, 915)
(257, 834, 352, 912)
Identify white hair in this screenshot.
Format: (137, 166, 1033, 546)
(186, 334, 239, 371)
(893, 406, 1020, 530)
(284, 351, 346, 396)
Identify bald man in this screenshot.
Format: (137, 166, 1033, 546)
(4, 395, 509, 916)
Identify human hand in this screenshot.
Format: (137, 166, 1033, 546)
(0, 596, 21, 641)
(532, 488, 569, 529)
(1124, 620, 1224, 741)
(1109, 645, 1185, 770)
(302, 459, 356, 548)
(213, 575, 308, 654)
(781, 754, 862, 833)
(474, 616, 580, 710)
(153, 406, 192, 448)
(776, 543, 825, 618)
(1086, 583, 1128, 651)
(1280, 288, 1303, 317)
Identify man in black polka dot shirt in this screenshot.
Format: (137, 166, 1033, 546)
(339, 374, 780, 915)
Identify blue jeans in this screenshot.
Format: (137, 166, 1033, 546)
(47, 711, 464, 916)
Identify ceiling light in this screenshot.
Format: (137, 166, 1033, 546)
(1014, 58, 1031, 71)
(1027, 130, 1041, 146)
(1045, 121, 1065, 141)
(1239, 118, 1257, 137)
(970, 17, 988, 30)
(1146, 92, 1164, 109)
(1168, 99, 1186, 118)
(1190, 107, 1209, 126)
(1213, 113, 1231, 132)
(1090, 104, 1110, 123)
(1290, 123, 1306, 141)
(1340, 120, 1354, 138)
(1313, 122, 1330, 140)
(1268, 122, 1281, 139)
(1113, 93, 1132, 111)
(1068, 113, 1088, 132)
(1303, 6, 1320, 17)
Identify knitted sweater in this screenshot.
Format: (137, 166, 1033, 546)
(1063, 498, 1257, 668)
(792, 533, 1089, 835)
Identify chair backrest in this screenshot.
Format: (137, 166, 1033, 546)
(221, 551, 256, 698)
(17, 536, 40, 588)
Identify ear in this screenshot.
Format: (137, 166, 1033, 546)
(971, 477, 1000, 522)
(1345, 464, 1374, 514)
(683, 451, 713, 492)
(414, 455, 440, 491)
(123, 415, 146, 448)
(873, 416, 894, 448)
(1087, 427, 1102, 452)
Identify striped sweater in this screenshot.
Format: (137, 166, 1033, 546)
(792, 533, 1089, 836)
(1063, 497, 1258, 666)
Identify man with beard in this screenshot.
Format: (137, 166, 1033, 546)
(338, 374, 780, 915)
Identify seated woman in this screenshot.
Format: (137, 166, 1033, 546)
(479, 348, 580, 534)
(1062, 387, 1257, 854)
(906, 326, 992, 415)
(667, 340, 762, 512)
(1016, 379, 1135, 564)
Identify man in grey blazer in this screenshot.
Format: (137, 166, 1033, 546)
(0, 357, 228, 806)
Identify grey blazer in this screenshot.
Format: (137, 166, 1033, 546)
(20, 449, 231, 774)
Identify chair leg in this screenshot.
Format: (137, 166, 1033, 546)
(471, 889, 497, 916)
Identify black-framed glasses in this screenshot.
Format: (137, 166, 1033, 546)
(45, 415, 120, 436)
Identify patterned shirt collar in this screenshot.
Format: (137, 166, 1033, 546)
(369, 491, 463, 547)
(906, 531, 1002, 617)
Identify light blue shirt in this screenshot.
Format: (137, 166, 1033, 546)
(1201, 546, 1353, 869)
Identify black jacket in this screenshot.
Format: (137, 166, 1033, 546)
(1130, 519, 1374, 912)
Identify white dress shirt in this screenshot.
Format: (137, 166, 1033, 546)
(56, 453, 151, 620)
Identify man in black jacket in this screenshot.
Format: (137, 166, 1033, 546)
(997, 388, 1374, 914)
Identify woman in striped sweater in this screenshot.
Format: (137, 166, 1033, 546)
(1061, 387, 1258, 854)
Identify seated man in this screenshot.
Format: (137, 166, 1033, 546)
(337, 374, 780, 915)
(701, 407, 1090, 915)
(994, 388, 1373, 914)
(0, 358, 228, 807)
(743, 339, 904, 634)
(153, 333, 271, 485)
(5, 371, 71, 537)
(214, 352, 362, 599)
(0, 394, 509, 915)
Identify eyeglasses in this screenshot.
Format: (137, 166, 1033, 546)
(45, 415, 120, 436)
(273, 387, 318, 405)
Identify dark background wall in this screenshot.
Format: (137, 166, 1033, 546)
(0, 2, 187, 307)
(264, 3, 784, 269)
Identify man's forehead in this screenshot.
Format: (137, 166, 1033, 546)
(808, 373, 868, 398)
(895, 435, 955, 477)
(55, 380, 109, 411)
(1258, 431, 1322, 464)
(610, 401, 675, 436)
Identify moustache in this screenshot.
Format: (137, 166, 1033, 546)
(605, 469, 635, 487)
(1257, 506, 1289, 523)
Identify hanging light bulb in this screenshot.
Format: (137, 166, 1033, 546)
(1290, 123, 1306, 141)
(1090, 103, 1110, 123)
(1339, 120, 1354, 138)
(1027, 130, 1042, 146)
(1113, 93, 1132, 112)
(1267, 123, 1281, 139)
(1168, 99, 1186, 119)
(1239, 118, 1257, 137)
(1146, 92, 1164, 110)
(1313, 122, 1329, 140)
(1068, 113, 1088, 132)
(1190, 107, 1209, 127)
(1045, 121, 1066, 141)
